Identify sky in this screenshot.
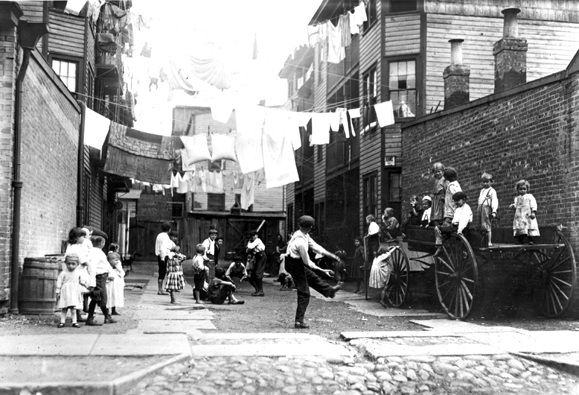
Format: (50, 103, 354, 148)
(129, 0, 321, 134)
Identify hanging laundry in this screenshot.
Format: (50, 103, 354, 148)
(140, 42, 152, 58)
(177, 172, 188, 194)
(234, 105, 266, 174)
(327, 19, 345, 64)
(171, 172, 182, 188)
(185, 171, 196, 193)
(348, 108, 361, 137)
(211, 133, 237, 162)
(198, 168, 207, 192)
(210, 96, 234, 124)
(181, 135, 211, 166)
(374, 101, 395, 127)
(262, 109, 300, 189)
(240, 174, 255, 210)
(307, 24, 321, 47)
(310, 113, 332, 145)
(103, 146, 171, 184)
(107, 122, 172, 160)
(329, 111, 341, 132)
(349, 11, 359, 35)
(336, 108, 350, 138)
(84, 106, 111, 153)
(232, 171, 242, 190)
(353, 1, 368, 27)
(152, 184, 164, 193)
(340, 14, 352, 47)
(180, 149, 196, 171)
(288, 112, 312, 151)
(212, 171, 224, 193)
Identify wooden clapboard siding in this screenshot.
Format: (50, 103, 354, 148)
(385, 14, 421, 56)
(384, 126, 402, 158)
(424, 0, 579, 22)
(17, 1, 44, 22)
(286, 182, 295, 206)
(425, 13, 579, 114)
(48, 10, 85, 58)
(358, 0, 383, 234)
(314, 145, 326, 202)
(312, 42, 327, 202)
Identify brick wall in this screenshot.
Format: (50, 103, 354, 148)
(401, 68, 579, 250)
(19, 53, 80, 263)
(0, 24, 18, 305)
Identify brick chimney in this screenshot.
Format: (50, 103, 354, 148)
(443, 39, 470, 110)
(493, 8, 528, 93)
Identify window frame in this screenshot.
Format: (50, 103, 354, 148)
(51, 55, 81, 93)
(387, 58, 419, 120)
(362, 66, 378, 131)
(363, 172, 378, 220)
(207, 193, 225, 211)
(363, 0, 378, 32)
(388, 0, 418, 14)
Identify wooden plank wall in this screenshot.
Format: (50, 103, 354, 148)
(18, 1, 45, 53)
(313, 41, 327, 204)
(48, 10, 85, 58)
(358, 0, 383, 236)
(425, 14, 579, 114)
(385, 14, 421, 56)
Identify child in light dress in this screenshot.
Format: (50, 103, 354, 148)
(64, 227, 91, 323)
(442, 167, 462, 226)
(477, 172, 499, 246)
(55, 253, 88, 328)
(368, 246, 397, 308)
(509, 179, 540, 245)
(107, 243, 125, 315)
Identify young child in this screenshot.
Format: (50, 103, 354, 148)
(366, 215, 380, 259)
(107, 243, 125, 315)
(368, 246, 396, 308)
(352, 237, 365, 294)
(431, 162, 446, 226)
(381, 208, 400, 242)
(333, 250, 347, 283)
(400, 195, 423, 238)
(421, 196, 432, 227)
(442, 167, 462, 225)
(55, 253, 88, 328)
(192, 244, 207, 304)
(478, 172, 499, 246)
(165, 234, 185, 304)
(207, 268, 245, 305)
(65, 227, 90, 323)
(509, 179, 540, 245)
(86, 236, 115, 325)
(434, 192, 473, 256)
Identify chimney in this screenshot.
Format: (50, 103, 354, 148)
(443, 39, 470, 110)
(493, 8, 528, 93)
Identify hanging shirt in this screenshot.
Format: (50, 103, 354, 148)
(177, 172, 188, 194)
(353, 1, 368, 26)
(241, 174, 255, 210)
(374, 101, 395, 127)
(235, 105, 266, 174)
(327, 19, 345, 64)
(310, 113, 332, 145)
(349, 11, 359, 35)
(262, 109, 299, 188)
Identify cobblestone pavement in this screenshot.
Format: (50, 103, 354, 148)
(129, 352, 578, 395)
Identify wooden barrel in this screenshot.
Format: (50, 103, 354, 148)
(19, 257, 59, 314)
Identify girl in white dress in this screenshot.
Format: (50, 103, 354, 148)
(369, 246, 397, 308)
(107, 243, 125, 315)
(55, 254, 88, 328)
(509, 179, 540, 244)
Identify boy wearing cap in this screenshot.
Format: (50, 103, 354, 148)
(434, 192, 472, 256)
(285, 215, 342, 329)
(202, 227, 218, 281)
(246, 230, 267, 296)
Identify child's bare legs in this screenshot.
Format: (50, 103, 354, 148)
(169, 290, 178, 304)
(59, 308, 68, 326)
(194, 289, 201, 304)
(379, 288, 389, 308)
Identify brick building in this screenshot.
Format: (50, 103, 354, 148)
(281, 0, 579, 254)
(0, 1, 134, 314)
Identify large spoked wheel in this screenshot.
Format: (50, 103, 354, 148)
(435, 234, 479, 320)
(384, 247, 410, 307)
(530, 231, 577, 318)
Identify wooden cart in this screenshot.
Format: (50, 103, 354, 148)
(380, 225, 578, 320)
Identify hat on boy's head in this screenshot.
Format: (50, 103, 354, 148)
(422, 196, 432, 202)
(248, 230, 258, 236)
(208, 227, 218, 235)
(452, 191, 467, 202)
(298, 215, 315, 228)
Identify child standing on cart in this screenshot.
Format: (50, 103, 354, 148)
(434, 192, 472, 256)
(477, 172, 499, 246)
(509, 179, 540, 245)
(430, 162, 446, 226)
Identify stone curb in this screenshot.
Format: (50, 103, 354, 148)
(512, 351, 579, 377)
(0, 353, 190, 395)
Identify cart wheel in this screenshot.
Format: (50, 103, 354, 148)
(384, 247, 410, 307)
(435, 233, 479, 320)
(530, 231, 577, 318)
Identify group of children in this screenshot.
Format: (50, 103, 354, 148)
(57, 227, 125, 327)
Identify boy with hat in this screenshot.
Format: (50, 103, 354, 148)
(284, 215, 342, 329)
(434, 191, 472, 256)
(246, 230, 267, 296)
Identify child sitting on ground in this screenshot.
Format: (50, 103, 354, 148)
(106, 243, 125, 315)
(225, 260, 249, 284)
(207, 268, 245, 305)
(434, 192, 473, 256)
(192, 244, 207, 304)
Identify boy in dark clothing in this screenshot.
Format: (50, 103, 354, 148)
(208, 268, 245, 305)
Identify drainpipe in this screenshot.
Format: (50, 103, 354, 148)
(9, 21, 49, 314)
(77, 103, 85, 226)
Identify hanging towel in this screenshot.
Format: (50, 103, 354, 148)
(349, 11, 359, 35)
(84, 107, 111, 154)
(262, 109, 300, 188)
(234, 105, 266, 174)
(329, 111, 341, 132)
(240, 174, 255, 210)
(336, 108, 350, 138)
(198, 169, 207, 192)
(310, 113, 332, 145)
(353, 1, 368, 26)
(374, 101, 395, 127)
(327, 19, 345, 64)
(340, 14, 351, 47)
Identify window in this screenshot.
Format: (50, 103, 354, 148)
(208, 193, 225, 211)
(389, 60, 416, 118)
(363, 173, 378, 219)
(363, 67, 377, 130)
(52, 59, 78, 92)
(390, 0, 417, 13)
(364, 0, 377, 31)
